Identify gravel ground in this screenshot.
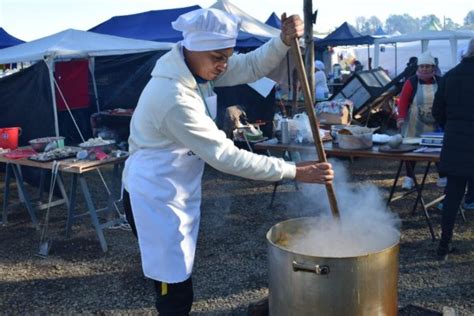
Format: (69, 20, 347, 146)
(0, 157, 473, 315)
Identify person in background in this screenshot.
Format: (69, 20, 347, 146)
(432, 38, 474, 260)
(396, 51, 441, 190)
(352, 59, 363, 73)
(314, 60, 329, 101)
(121, 8, 334, 314)
(402, 56, 418, 82)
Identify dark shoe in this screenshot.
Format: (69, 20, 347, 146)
(436, 245, 458, 261)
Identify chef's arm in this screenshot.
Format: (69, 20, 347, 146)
(161, 100, 333, 184)
(213, 37, 290, 87)
(214, 14, 303, 87)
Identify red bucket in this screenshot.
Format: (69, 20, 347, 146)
(0, 127, 22, 149)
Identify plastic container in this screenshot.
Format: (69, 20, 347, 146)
(0, 127, 21, 149)
(338, 132, 373, 149)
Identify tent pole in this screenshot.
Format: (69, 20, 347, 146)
(450, 38, 457, 67)
(374, 43, 379, 67)
(46, 58, 60, 137)
(304, 0, 314, 101)
(89, 57, 101, 113)
(367, 44, 371, 69)
(395, 43, 398, 77)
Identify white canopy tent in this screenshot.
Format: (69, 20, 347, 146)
(373, 30, 474, 71)
(210, 0, 280, 38)
(0, 29, 173, 136)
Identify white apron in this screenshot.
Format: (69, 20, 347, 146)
(402, 80, 437, 138)
(124, 92, 216, 283)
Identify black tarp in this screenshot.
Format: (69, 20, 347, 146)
(0, 50, 168, 145)
(0, 61, 55, 146)
(94, 50, 168, 110)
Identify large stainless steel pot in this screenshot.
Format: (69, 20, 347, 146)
(267, 217, 399, 316)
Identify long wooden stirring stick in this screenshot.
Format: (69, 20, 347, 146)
(290, 38, 340, 218)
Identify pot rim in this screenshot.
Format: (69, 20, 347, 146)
(266, 216, 400, 259)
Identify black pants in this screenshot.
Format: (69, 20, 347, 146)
(440, 176, 472, 248)
(123, 190, 194, 314)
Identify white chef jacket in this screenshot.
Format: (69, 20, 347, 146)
(123, 36, 296, 283)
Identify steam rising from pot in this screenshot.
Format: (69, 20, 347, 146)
(282, 158, 401, 257)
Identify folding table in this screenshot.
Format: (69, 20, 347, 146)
(0, 151, 127, 251)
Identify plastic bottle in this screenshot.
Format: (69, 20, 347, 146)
(281, 118, 290, 144)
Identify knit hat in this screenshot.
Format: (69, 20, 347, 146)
(172, 8, 241, 51)
(315, 60, 325, 70)
(417, 51, 435, 65)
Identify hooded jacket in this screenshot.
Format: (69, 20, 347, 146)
(432, 56, 474, 177)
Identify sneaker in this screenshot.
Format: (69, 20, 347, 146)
(401, 176, 415, 190)
(436, 177, 447, 188)
(462, 201, 474, 210)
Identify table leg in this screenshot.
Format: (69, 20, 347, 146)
(411, 162, 431, 215)
(38, 169, 46, 201)
(411, 162, 437, 241)
(78, 175, 108, 252)
(2, 163, 12, 224)
(11, 164, 39, 229)
(387, 160, 404, 205)
(269, 182, 279, 209)
(56, 173, 70, 210)
(65, 174, 78, 238)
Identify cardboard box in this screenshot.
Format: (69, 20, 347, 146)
(318, 105, 351, 125)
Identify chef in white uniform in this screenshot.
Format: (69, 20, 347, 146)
(122, 8, 334, 314)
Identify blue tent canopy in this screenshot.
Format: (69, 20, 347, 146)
(316, 22, 374, 47)
(373, 26, 387, 36)
(236, 31, 269, 49)
(265, 13, 281, 29)
(89, 5, 201, 43)
(0, 27, 24, 49)
(89, 5, 269, 49)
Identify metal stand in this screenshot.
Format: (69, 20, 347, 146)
(387, 161, 436, 241)
(65, 165, 124, 252)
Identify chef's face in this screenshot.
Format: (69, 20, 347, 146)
(418, 64, 434, 74)
(184, 47, 234, 81)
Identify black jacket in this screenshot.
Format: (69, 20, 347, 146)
(432, 57, 474, 177)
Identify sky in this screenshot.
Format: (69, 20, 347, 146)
(1, 0, 473, 41)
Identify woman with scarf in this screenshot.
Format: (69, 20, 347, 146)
(396, 51, 442, 190)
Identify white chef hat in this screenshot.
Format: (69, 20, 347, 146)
(315, 60, 325, 70)
(417, 51, 435, 65)
(172, 8, 241, 51)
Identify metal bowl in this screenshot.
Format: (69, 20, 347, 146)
(78, 140, 115, 153)
(29, 136, 65, 152)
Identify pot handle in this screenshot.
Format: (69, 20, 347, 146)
(292, 260, 330, 275)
